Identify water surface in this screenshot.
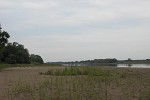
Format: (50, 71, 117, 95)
(117, 64, 150, 68)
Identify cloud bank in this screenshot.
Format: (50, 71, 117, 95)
(0, 0, 150, 62)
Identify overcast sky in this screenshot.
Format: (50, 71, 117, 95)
(0, 0, 150, 62)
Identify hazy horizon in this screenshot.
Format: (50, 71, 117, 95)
(1, 0, 150, 62)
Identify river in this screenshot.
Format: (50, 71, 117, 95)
(117, 64, 150, 68)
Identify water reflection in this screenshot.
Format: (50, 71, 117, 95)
(117, 64, 150, 68)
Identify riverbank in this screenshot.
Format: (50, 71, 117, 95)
(0, 66, 150, 100)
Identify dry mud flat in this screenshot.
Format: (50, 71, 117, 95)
(0, 66, 64, 100)
(0, 66, 150, 100)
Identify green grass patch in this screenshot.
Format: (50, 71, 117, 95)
(40, 66, 116, 77)
(0, 63, 55, 71)
(0, 64, 12, 71)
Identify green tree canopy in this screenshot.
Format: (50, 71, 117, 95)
(0, 25, 10, 48)
(2, 42, 30, 64)
(0, 25, 10, 62)
(30, 54, 44, 64)
(0, 25, 44, 64)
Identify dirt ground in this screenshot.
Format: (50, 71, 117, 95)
(0, 66, 150, 100)
(0, 66, 65, 100)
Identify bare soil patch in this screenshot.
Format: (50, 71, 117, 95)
(0, 66, 65, 100)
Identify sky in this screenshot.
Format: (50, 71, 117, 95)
(0, 0, 150, 62)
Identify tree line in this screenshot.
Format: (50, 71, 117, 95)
(0, 25, 44, 64)
(47, 58, 118, 66)
(48, 58, 150, 66)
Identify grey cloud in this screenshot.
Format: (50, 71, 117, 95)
(0, 0, 150, 61)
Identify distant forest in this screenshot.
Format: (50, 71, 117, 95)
(0, 25, 44, 64)
(48, 58, 150, 66)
